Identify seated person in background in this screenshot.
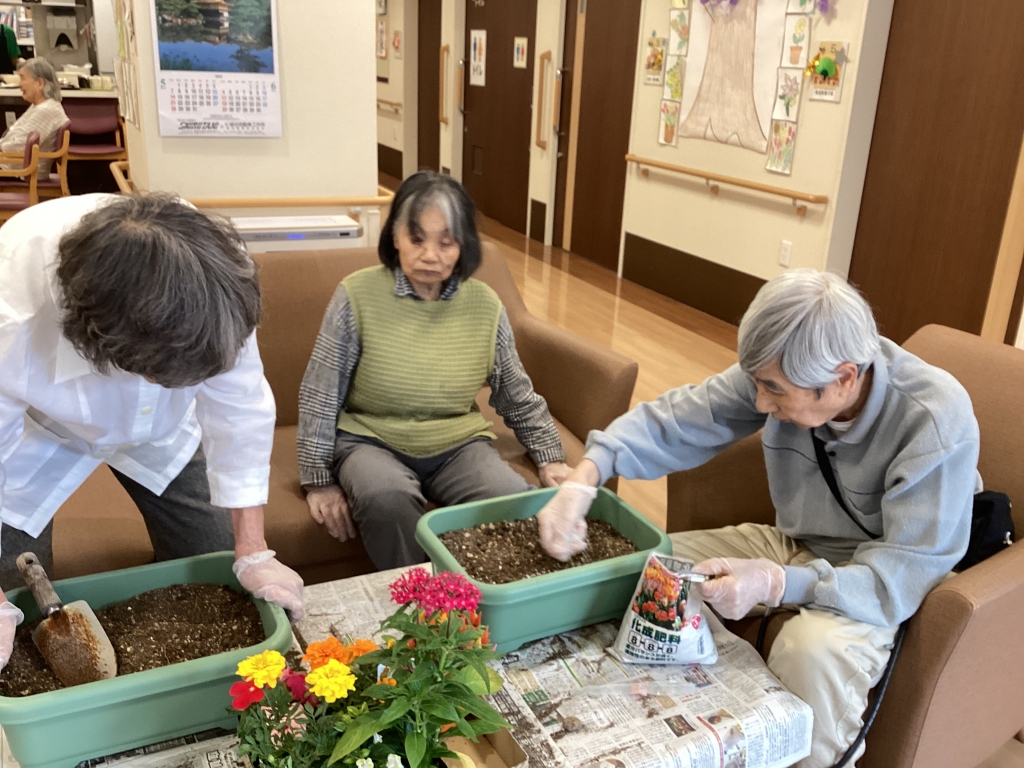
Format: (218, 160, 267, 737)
(0, 58, 68, 180)
(298, 171, 572, 570)
(0, 25, 21, 75)
(537, 270, 980, 768)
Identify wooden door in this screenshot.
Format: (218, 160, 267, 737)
(417, 0, 442, 172)
(847, 0, 1024, 343)
(551, 0, 578, 249)
(568, 0, 642, 271)
(461, 0, 538, 234)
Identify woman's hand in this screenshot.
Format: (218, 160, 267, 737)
(306, 485, 357, 542)
(538, 461, 573, 487)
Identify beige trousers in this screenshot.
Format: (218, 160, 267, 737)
(670, 524, 899, 768)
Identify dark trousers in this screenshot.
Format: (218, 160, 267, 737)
(0, 446, 235, 592)
(334, 434, 532, 571)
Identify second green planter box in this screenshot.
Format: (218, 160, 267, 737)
(416, 488, 673, 653)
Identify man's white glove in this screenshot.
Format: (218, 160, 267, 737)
(537, 482, 599, 562)
(233, 550, 305, 622)
(694, 558, 786, 620)
(0, 601, 24, 671)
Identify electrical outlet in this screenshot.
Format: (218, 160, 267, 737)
(779, 240, 793, 268)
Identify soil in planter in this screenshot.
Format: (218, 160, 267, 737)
(440, 517, 638, 585)
(0, 583, 264, 698)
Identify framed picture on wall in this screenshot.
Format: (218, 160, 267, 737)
(376, 0, 388, 15)
(377, 18, 388, 59)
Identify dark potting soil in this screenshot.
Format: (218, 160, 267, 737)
(439, 517, 638, 585)
(0, 583, 264, 698)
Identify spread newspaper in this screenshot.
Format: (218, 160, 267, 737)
(0, 569, 812, 768)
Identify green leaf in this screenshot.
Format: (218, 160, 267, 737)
(327, 713, 384, 765)
(405, 731, 427, 768)
(380, 697, 412, 726)
(362, 683, 401, 700)
(421, 698, 460, 723)
(453, 665, 504, 696)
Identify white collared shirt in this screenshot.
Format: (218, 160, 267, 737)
(0, 194, 276, 537)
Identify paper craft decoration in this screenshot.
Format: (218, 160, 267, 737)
(671, 0, 690, 7)
(787, 0, 813, 12)
(765, 120, 798, 174)
(677, 0, 787, 154)
(659, 100, 681, 146)
(376, 0, 387, 15)
(663, 56, 685, 102)
(377, 19, 388, 59)
(669, 9, 690, 57)
(809, 41, 848, 102)
(643, 35, 668, 85)
(513, 37, 528, 69)
(470, 29, 486, 86)
(772, 68, 803, 121)
(782, 14, 809, 67)
(392, 30, 402, 59)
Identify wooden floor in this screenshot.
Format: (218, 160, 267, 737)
(378, 172, 738, 529)
(479, 218, 737, 530)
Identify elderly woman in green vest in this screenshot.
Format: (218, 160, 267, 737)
(297, 172, 572, 569)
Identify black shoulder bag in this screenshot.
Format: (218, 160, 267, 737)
(796, 430, 1014, 767)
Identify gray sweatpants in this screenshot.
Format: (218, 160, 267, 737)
(0, 446, 234, 592)
(334, 433, 532, 571)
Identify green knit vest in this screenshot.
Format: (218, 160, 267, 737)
(336, 266, 501, 456)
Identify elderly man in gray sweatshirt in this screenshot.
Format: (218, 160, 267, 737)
(537, 270, 980, 768)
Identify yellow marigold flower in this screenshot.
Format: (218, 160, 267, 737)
(306, 659, 356, 703)
(236, 650, 287, 689)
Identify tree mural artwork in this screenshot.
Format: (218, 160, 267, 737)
(679, 0, 767, 153)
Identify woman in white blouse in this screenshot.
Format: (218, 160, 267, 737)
(0, 58, 68, 180)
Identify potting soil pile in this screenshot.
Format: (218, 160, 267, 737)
(0, 583, 265, 697)
(612, 551, 718, 666)
(439, 516, 637, 584)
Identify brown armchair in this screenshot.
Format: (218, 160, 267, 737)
(666, 325, 1024, 768)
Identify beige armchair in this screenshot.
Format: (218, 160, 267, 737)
(666, 325, 1024, 768)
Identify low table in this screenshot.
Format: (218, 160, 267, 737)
(0, 568, 813, 768)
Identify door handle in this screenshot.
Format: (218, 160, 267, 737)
(552, 68, 564, 136)
(535, 51, 552, 150)
(457, 59, 465, 114)
(439, 44, 450, 126)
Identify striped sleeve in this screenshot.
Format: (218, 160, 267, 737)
(487, 308, 566, 466)
(297, 284, 361, 487)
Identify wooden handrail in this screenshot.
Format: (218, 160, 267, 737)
(439, 44, 450, 126)
(625, 153, 828, 216)
(535, 51, 552, 150)
(552, 68, 563, 135)
(376, 98, 402, 115)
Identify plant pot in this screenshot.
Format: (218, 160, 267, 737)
(790, 45, 803, 64)
(0, 552, 292, 768)
(416, 488, 673, 653)
(664, 124, 676, 143)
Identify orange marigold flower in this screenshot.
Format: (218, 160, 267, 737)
(344, 639, 379, 663)
(302, 637, 349, 670)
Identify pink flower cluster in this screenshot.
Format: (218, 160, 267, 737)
(389, 568, 482, 613)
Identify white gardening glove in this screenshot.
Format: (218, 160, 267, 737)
(0, 601, 24, 671)
(306, 485, 357, 541)
(694, 558, 786, 620)
(537, 482, 599, 562)
(233, 550, 305, 622)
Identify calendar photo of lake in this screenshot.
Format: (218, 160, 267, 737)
(154, 0, 275, 74)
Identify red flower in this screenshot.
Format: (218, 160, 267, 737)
(667, 608, 677, 621)
(641, 601, 658, 614)
(281, 669, 316, 705)
(655, 610, 669, 622)
(230, 680, 265, 710)
(418, 571, 481, 613)
(389, 568, 431, 605)
(632, 602, 640, 613)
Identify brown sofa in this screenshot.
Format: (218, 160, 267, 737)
(51, 243, 639, 584)
(666, 325, 1024, 768)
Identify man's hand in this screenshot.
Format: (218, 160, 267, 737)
(0, 597, 24, 671)
(538, 461, 573, 488)
(233, 550, 305, 622)
(306, 485, 357, 542)
(694, 558, 786, 620)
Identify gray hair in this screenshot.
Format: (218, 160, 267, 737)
(18, 58, 62, 103)
(56, 194, 261, 389)
(378, 171, 482, 277)
(737, 269, 880, 390)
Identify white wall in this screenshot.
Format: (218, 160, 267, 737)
(377, 0, 404, 154)
(621, 0, 894, 279)
(526, 0, 565, 243)
(374, 0, 419, 179)
(93, 0, 118, 75)
(127, 0, 378, 199)
(439, 0, 463, 178)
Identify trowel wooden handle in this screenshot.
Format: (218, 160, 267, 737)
(15, 553, 62, 617)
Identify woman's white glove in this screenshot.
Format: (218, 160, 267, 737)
(694, 558, 786, 620)
(233, 550, 305, 622)
(0, 601, 24, 671)
(537, 482, 599, 562)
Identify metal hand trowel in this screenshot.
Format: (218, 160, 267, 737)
(15, 552, 117, 687)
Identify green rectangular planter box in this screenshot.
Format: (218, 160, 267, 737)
(0, 552, 292, 768)
(416, 488, 672, 653)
